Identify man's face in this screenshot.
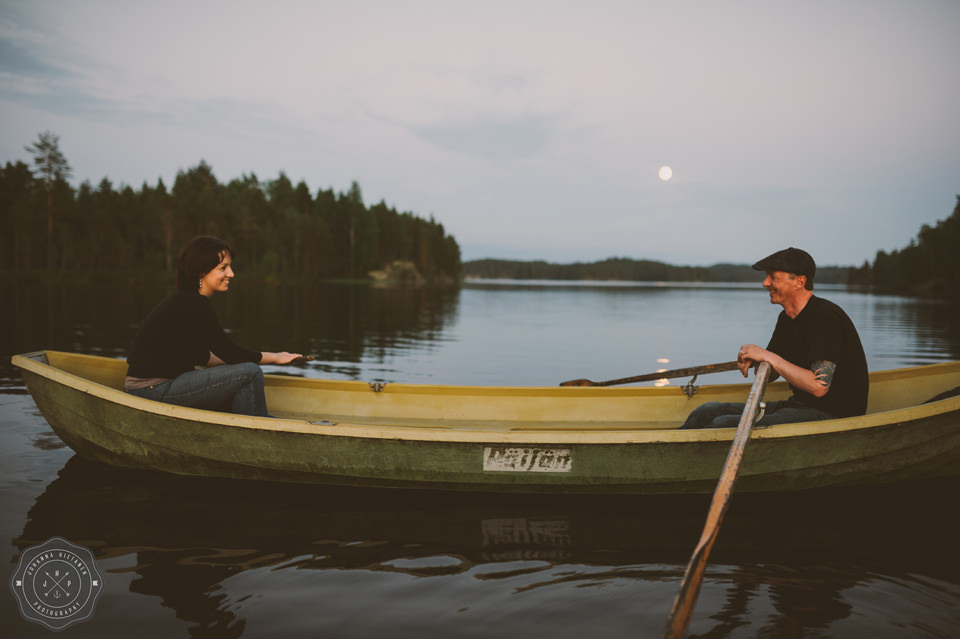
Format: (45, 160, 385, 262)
(762, 270, 804, 306)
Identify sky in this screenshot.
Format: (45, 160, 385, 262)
(1, 0, 958, 267)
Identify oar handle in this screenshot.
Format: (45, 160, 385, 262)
(560, 361, 739, 387)
(663, 361, 771, 638)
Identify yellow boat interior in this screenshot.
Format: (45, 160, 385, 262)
(22, 351, 960, 434)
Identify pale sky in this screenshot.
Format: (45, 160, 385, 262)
(2, 0, 958, 266)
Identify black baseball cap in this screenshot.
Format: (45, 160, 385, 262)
(752, 247, 816, 281)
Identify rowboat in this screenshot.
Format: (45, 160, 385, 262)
(12, 350, 960, 494)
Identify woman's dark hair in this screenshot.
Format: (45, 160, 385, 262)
(176, 236, 234, 290)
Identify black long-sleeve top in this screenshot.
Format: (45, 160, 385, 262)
(126, 289, 261, 379)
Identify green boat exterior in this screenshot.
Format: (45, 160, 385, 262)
(12, 350, 960, 494)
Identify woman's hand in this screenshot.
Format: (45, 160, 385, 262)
(259, 351, 304, 365)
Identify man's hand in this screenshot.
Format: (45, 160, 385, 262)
(737, 344, 761, 377)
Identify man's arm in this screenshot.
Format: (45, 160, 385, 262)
(739, 345, 835, 397)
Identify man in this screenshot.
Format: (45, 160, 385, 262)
(680, 247, 869, 429)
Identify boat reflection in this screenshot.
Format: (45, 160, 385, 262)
(15, 456, 710, 573)
(13, 455, 959, 637)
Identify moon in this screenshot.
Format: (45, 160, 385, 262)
(658, 166, 673, 181)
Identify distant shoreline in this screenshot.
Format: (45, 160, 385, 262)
(461, 257, 857, 286)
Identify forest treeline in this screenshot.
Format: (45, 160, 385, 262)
(1, 133, 461, 283)
(465, 195, 960, 298)
(463, 257, 855, 285)
(847, 195, 960, 298)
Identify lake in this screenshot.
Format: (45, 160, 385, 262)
(3, 276, 960, 638)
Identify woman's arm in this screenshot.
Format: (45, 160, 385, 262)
(207, 351, 303, 366)
(206, 352, 226, 367)
(194, 297, 303, 366)
(206, 351, 303, 366)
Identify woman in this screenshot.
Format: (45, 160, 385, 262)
(125, 235, 302, 416)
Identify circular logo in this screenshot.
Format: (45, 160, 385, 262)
(10, 537, 104, 631)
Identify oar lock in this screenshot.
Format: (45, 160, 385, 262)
(681, 375, 700, 398)
(755, 402, 766, 424)
(368, 382, 387, 393)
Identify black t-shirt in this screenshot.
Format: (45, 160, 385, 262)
(127, 289, 261, 379)
(766, 295, 869, 418)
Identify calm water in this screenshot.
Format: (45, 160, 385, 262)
(3, 277, 960, 638)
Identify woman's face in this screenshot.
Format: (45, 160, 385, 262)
(199, 252, 234, 297)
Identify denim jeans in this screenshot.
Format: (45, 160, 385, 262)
(127, 362, 269, 416)
(679, 398, 833, 429)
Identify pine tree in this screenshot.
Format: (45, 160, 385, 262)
(25, 131, 72, 269)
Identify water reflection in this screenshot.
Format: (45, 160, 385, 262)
(5, 277, 959, 389)
(4, 276, 462, 382)
(13, 455, 960, 637)
(864, 295, 960, 367)
(693, 565, 857, 639)
(220, 281, 461, 380)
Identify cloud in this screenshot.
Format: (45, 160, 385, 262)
(0, 9, 131, 122)
(0, 39, 72, 79)
(406, 113, 556, 160)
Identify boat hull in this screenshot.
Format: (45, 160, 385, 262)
(13, 351, 960, 494)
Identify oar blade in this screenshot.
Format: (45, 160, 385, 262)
(559, 378, 596, 387)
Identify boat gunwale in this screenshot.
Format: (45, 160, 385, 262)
(12, 350, 960, 445)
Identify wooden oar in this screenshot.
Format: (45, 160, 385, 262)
(663, 360, 771, 639)
(559, 361, 738, 387)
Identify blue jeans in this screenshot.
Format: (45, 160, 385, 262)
(680, 398, 833, 429)
(127, 362, 269, 417)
